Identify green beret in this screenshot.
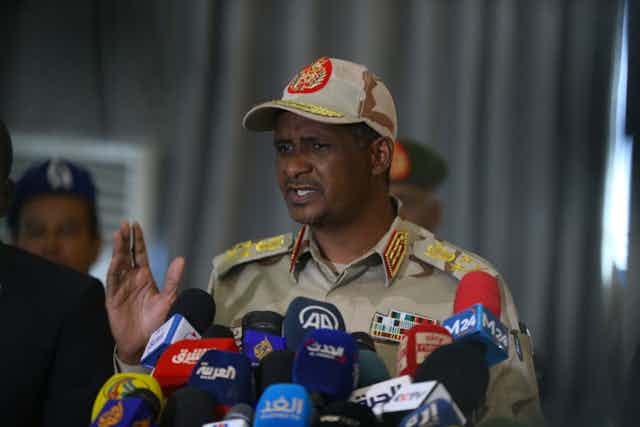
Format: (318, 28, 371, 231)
(390, 139, 447, 190)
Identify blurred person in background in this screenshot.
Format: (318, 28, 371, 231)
(0, 120, 113, 426)
(7, 158, 101, 274)
(389, 138, 447, 232)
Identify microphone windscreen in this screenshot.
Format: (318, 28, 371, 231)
(397, 323, 452, 377)
(254, 383, 312, 427)
(357, 350, 390, 388)
(90, 397, 156, 427)
(141, 314, 200, 369)
(316, 401, 378, 426)
(203, 324, 235, 339)
(351, 331, 376, 352)
(188, 349, 253, 406)
(159, 387, 216, 427)
(224, 403, 254, 423)
(453, 270, 501, 318)
(168, 288, 216, 334)
(284, 297, 346, 351)
(243, 329, 287, 364)
(256, 349, 295, 395)
(398, 398, 465, 427)
(413, 341, 489, 418)
(122, 388, 162, 421)
(91, 373, 163, 421)
(293, 328, 358, 401)
(242, 310, 283, 336)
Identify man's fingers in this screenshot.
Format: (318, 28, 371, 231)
(163, 256, 185, 298)
(132, 222, 151, 268)
(106, 229, 129, 299)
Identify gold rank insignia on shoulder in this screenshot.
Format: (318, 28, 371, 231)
(369, 309, 437, 344)
(382, 230, 409, 280)
(418, 238, 497, 280)
(213, 233, 293, 278)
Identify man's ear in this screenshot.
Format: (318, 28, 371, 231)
(369, 136, 394, 177)
(0, 178, 14, 218)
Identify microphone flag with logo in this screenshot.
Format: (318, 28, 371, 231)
(90, 397, 157, 427)
(242, 310, 286, 365)
(187, 349, 253, 407)
(397, 323, 453, 377)
(91, 373, 163, 421)
(254, 383, 312, 427)
(442, 271, 509, 365)
(293, 328, 358, 402)
(284, 297, 346, 351)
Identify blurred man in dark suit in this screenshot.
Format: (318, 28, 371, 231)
(0, 120, 114, 427)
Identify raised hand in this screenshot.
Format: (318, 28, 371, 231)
(105, 221, 185, 364)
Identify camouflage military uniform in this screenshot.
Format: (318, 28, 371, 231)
(210, 215, 543, 425)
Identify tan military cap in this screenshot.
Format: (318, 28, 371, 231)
(242, 57, 398, 140)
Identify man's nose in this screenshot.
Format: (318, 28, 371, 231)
(283, 149, 313, 178)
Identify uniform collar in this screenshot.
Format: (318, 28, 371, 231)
(289, 214, 426, 287)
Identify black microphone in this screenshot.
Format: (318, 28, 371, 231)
(159, 386, 216, 426)
(413, 341, 489, 419)
(168, 288, 216, 334)
(203, 324, 235, 339)
(315, 401, 379, 426)
(255, 349, 295, 396)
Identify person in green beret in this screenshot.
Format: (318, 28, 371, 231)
(390, 139, 447, 232)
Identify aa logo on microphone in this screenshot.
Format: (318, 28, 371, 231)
(299, 305, 340, 329)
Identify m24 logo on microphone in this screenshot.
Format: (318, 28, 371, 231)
(195, 362, 237, 381)
(443, 305, 509, 350)
(299, 305, 340, 329)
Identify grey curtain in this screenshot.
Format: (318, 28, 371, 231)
(0, 1, 625, 425)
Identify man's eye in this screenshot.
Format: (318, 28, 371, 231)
(275, 143, 293, 154)
(312, 143, 330, 151)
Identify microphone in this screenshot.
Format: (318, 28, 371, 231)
(397, 323, 452, 377)
(293, 328, 358, 404)
(203, 324, 235, 338)
(90, 397, 158, 427)
(284, 297, 346, 351)
(316, 401, 379, 426)
(167, 288, 216, 333)
(254, 383, 313, 427)
(349, 375, 411, 415)
(202, 403, 254, 427)
(442, 270, 509, 365)
(256, 349, 296, 396)
(398, 398, 466, 427)
(141, 288, 216, 368)
(379, 381, 465, 427)
(151, 337, 238, 396)
(242, 310, 286, 365)
(351, 332, 390, 388)
(187, 349, 253, 418)
(159, 386, 216, 427)
(413, 341, 489, 419)
(91, 373, 164, 421)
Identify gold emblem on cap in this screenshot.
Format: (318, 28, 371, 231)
(287, 56, 332, 94)
(383, 230, 408, 280)
(274, 100, 344, 118)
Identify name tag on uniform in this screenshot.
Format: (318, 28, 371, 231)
(369, 309, 437, 344)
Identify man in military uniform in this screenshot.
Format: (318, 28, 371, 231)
(8, 159, 101, 274)
(390, 139, 447, 232)
(106, 58, 543, 425)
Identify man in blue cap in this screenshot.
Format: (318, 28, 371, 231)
(8, 158, 101, 274)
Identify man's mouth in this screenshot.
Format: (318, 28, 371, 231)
(286, 186, 321, 204)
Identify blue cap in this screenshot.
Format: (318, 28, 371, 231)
(8, 158, 97, 231)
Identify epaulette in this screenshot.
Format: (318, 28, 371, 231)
(412, 236, 498, 281)
(213, 233, 294, 278)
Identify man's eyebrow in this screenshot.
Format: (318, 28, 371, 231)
(273, 138, 290, 146)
